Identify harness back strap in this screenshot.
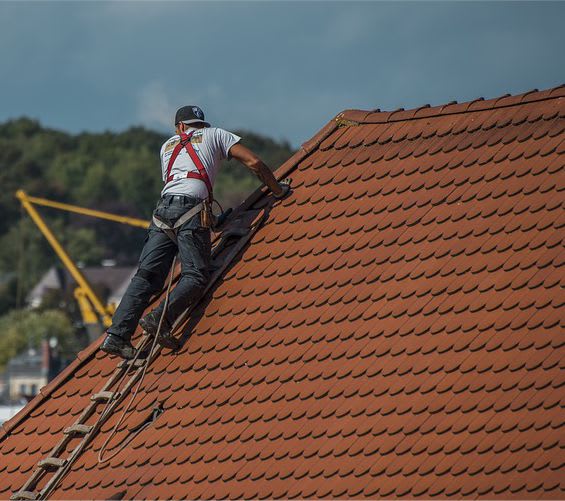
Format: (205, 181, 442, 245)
(165, 131, 213, 200)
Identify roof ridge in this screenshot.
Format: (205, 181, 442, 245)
(339, 83, 565, 125)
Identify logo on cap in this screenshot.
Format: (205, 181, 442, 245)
(192, 107, 204, 119)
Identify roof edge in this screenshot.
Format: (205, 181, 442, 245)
(340, 84, 565, 125)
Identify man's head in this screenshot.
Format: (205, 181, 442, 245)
(174, 105, 210, 133)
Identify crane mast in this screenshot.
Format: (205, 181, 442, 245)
(16, 190, 149, 330)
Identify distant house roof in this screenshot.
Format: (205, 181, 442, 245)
(27, 266, 136, 308)
(0, 85, 563, 499)
(5, 349, 44, 379)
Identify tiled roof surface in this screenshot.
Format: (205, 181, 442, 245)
(1, 85, 564, 499)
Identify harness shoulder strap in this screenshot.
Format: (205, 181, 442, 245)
(182, 136, 213, 200)
(165, 134, 190, 183)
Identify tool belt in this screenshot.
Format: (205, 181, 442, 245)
(152, 200, 210, 242)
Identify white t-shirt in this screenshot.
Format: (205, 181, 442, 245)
(160, 127, 241, 199)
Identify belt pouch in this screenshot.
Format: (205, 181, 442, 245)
(200, 199, 214, 228)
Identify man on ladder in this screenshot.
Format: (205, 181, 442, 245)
(101, 105, 291, 359)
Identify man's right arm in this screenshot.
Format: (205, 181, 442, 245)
(229, 143, 290, 198)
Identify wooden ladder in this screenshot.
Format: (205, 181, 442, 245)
(11, 208, 265, 500)
(10, 351, 150, 500)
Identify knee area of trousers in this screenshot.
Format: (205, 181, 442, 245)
(135, 268, 162, 291)
(181, 270, 208, 290)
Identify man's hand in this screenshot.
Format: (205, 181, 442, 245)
(273, 178, 292, 199)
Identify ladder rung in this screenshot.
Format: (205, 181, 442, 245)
(10, 492, 37, 500)
(38, 457, 65, 470)
(118, 358, 145, 369)
(64, 424, 92, 436)
(91, 391, 114, 402)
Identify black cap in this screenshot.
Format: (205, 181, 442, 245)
(174, 105, 210, 127)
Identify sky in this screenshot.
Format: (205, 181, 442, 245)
(0, 1, 563, 147)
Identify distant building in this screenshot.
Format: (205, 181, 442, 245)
(27, 265, 136, 310)
(4, 349, 44, 401)
(3, 340, 60, 402)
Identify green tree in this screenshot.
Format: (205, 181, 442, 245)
(0, 309, 77, 372)
(64, 227, 105, 266)
(74, 162, 119, 205)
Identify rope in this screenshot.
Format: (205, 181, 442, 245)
(97, 254, 177, 464)
(38, 209, 264, 500)
(212, 198, 224, 215)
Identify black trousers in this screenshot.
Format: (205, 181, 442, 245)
(107, 194, 211, 342)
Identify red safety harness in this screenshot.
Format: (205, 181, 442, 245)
(165, 131, 213, 200)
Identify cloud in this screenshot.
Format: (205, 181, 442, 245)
(136, 82, 175, 130)
(322, 3, 391, 48)
(135, 81, 229, 132)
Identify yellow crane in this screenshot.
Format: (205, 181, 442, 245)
(16, 190, 149, 329)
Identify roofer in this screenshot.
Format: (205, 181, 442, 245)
(101, 105, 291, 360)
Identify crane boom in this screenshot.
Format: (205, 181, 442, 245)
(18, 192, 150, 229)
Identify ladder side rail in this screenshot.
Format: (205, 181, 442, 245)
(38, 342, 158, 500)
(13, 361, 133, 496)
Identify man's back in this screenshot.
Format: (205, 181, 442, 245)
(160, 127, 241, 199)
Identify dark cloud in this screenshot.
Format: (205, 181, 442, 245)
(0, 1, 563, 147)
